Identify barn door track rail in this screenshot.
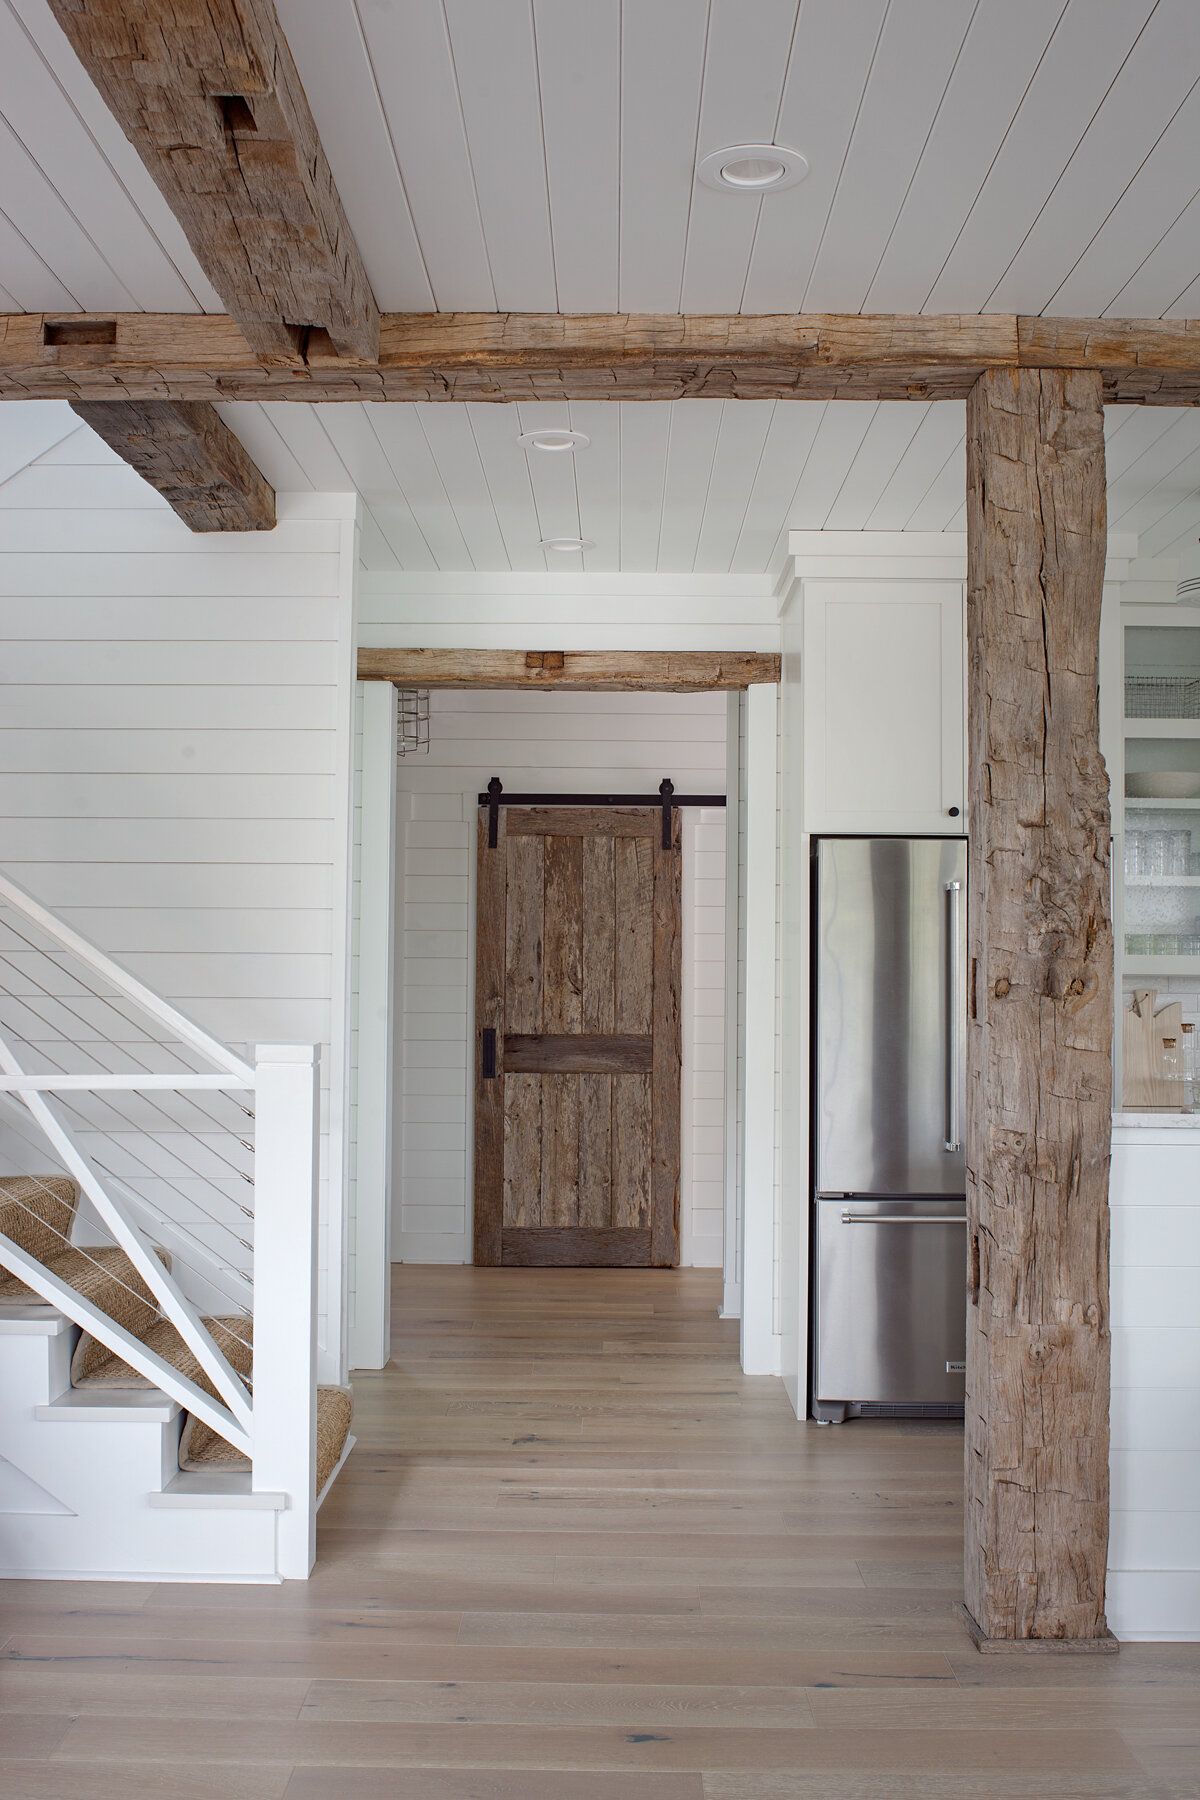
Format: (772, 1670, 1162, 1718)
(480, 777, 726, 849)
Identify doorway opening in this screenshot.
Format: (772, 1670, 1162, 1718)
(350, 661, 783, 1383)
(395, 687, 731, 1276)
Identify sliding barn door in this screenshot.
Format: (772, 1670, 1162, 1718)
(474, 805, 681, 1267)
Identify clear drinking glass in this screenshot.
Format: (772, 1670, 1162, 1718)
(1126, 832, 1144, 876)
(1170, 831, 1190, 876)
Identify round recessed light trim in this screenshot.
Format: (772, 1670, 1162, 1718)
(697, 143, 809, 193)
(540, 535, 595, 554)
(517, 428, 590, 454)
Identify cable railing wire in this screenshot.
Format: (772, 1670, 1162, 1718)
(0, 980, 257, 1304)
(0, 911, 256, 1135)
(0, 941, 256, 1178)
(0, 908, 259, 1371)
(0, 1168, 253, 1361)
(0, 1019, 255, 1270)
(0, 1108, 259, 1353)
(0, 1091, 256, 1322)
(0, 973, 256, 1210)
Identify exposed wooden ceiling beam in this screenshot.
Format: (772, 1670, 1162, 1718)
(47, 0, 377, 364)
(71, 399, 275, 531)
(356, 649, 782, 690)
(6, 313, 1200, 405)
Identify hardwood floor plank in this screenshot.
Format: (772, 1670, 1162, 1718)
(0, 1717, 73, 1757)
(810, 1687, 1200, 1731)
(140, 1572, 702, 1618)
(300, 1679, 817, 1727)
(47, 1718, 1143, 1775)
(2, 1635, 956, 1690)
(0, 1667, 309, 1721)
(946, 1646, 1200, 1689)
(457, 1610, 980, 1652)
(5, 1764, 294, 1800)
(0, 1608, 464, 1648)
(703, 1776, 1182, 1800)
(285, 1772, 704, 1799)
(1125, 1731, 1200, 1781)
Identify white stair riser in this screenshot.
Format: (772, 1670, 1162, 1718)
(0, 1324, 279, 1581)
(0, 1326, 73, 1408)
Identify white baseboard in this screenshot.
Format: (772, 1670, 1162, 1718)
(393, 1234, 469, 1265)
(1113, 1628, 1200, 1641)
(0, 1566, 282, 1584)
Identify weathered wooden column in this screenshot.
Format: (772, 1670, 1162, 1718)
(964, 367, 1116, 1650)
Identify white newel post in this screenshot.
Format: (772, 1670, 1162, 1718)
(253, 1043, 320, 1579)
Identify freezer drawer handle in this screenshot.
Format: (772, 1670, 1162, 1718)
(944, 878, 963, 1153)
(839, 1211, 968, 1225)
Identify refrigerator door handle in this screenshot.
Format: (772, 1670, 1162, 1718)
(944, 879, 963, 1153)
(840, 1210, 968, 1225)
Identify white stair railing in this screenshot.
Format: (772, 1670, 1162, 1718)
(0, 870, 321, 1579)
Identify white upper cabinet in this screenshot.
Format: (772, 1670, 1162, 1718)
(802, 579, 966, 836)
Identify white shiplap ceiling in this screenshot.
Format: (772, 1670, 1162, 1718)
(219, 399, 1200, 573)
(5, 2, 1200, 570)
(285, 0, 1200, 316)
(5, 397, 1200, 577)
(4, 0, 1200, 318)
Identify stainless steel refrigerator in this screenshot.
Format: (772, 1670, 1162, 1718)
(811, 837, 968, 1424)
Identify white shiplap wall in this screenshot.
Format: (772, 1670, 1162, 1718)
(0, 428, 357, 1370)
(392, 688, 728, 1266)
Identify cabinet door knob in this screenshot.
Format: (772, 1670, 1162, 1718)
(948, 806, 961, 818)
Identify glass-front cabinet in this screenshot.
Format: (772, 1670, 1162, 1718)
(1122, 611, 1200, 980)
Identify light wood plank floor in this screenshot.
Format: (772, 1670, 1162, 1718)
(2, 1265, 1199, 1799)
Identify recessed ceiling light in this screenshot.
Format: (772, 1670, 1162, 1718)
(541, 535, 594, 554)
(517, 429, 590, 454)
(697, 143, 809, 194)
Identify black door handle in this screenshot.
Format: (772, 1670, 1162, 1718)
(481, 1028, 497, 1080)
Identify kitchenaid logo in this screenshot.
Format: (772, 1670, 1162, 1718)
(945, 1360, 966, 1374)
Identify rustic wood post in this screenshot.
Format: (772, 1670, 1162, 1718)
(964, 367, 1116, 1650)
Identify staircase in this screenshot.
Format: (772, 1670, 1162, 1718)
(0, 873, 354, 1582)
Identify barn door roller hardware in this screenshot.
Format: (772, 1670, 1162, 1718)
(479, 776, 726, 850)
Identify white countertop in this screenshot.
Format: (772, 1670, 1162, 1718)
(1113, 1109, 1200, 1129)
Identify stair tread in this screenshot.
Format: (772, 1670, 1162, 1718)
(0, 1303, 71, 1336)
(36, 1388, 178, 1423)
(150, 1471, 286, 1511)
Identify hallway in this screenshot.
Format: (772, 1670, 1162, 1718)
(1, 1265, 1199, 1797)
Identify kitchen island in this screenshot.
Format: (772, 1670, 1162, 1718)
(1109, 1110, 1200, 1638)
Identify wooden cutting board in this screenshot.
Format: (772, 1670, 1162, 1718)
(1123, 989, 1184, 1108)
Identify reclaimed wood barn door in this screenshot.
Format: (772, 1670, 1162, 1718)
(473, 804, 681, 1267)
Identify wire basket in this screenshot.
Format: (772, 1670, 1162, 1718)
(396, 689, 430, 757)
(1125, 674, 1200, 719)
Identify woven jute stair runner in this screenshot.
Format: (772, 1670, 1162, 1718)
(0, 1174, 353, 1490)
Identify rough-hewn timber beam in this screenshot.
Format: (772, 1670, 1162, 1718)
(71, 399, 275, 531)
(6, 311, 1200, 404)
(47, 0, 378, 364)
(356, 649, 782, 691)
(964, 367, 1115, 1652)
